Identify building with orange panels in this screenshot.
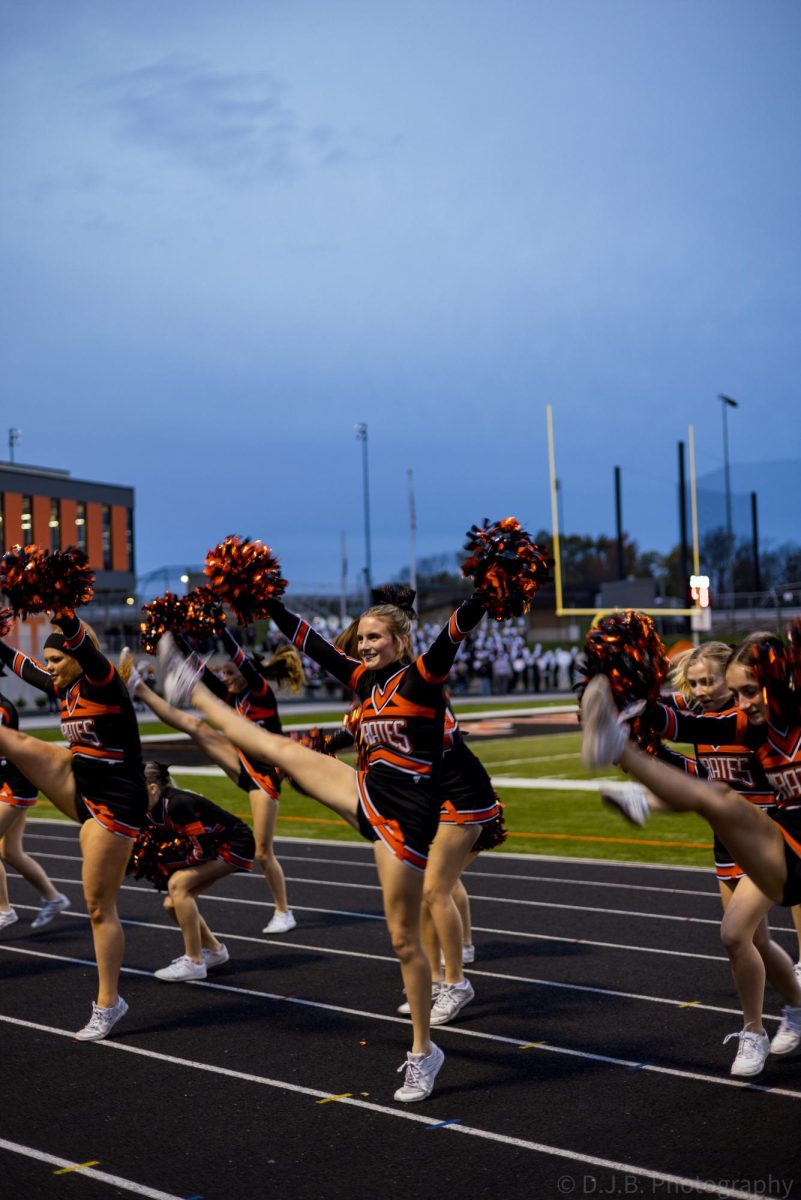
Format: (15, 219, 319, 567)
(0, 460, 135, 591)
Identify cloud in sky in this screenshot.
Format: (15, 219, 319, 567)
(2, 0, 800, 589)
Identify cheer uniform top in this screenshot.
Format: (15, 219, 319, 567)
(267, 596, 487, 870)
(197, 627, 283, 800)
(0, 614, 147, 838)
(327, 697, 505, 843)
(657, 695, 775, 882)
(146, 786, 254, 871)
(0, 690, 38, 808)
(650, 702, 801, 905)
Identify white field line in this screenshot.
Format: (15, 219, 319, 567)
(9, 860, 755, 930)
(0, 1136, 185, 1200)
(1, 907, 787, 1026)
(0, 1014, 766, 1200)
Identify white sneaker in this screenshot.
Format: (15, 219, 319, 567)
(74, 996, 129, 1042)
(154, 955, 207, 982)
(201, 943, 230, 969)
(158, 633, 203, 707)
(118, 647, 143, 699)
(397, 981, 442, 1016)
(770, 1005, 801, 1056)
(600, 781, 650, 827)
(430, 979, 475, 1026)
(262, 910, 297, 934)
(580, 676, 628, 768)
(31, 893, 71, 930)
(462, 944, 475, 965)
(394, 1042, 444, 1103)
(0, 908, 18, 932)
(794, 961, 801, 984)
(724, 1029, 770, 1077)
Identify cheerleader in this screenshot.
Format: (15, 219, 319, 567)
(655, 643, 798, 1077)
(131, 762, 255, 981)
(157, 587, 489, 1103)
(0, 612, 147, 1040)
(581, 630, 801, 1078)
(331, 611, 502, 1023)
(0, 685, 70, 932)
(122, 628, 303, 934)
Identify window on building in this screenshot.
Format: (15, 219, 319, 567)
(102, 505, 112, 569)
(126, 507, 135, 573)
(20, 496, 33, 540)
(49, 498, 60, 552)
(75, 501, 87, 552)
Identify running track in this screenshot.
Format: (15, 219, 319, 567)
(3, 823, 801, 1200)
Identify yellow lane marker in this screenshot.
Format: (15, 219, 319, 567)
(316, 1092, 353, 1105)
(53, 1161, 100, 1176)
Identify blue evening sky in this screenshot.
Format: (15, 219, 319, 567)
(2, 1, 799, 591)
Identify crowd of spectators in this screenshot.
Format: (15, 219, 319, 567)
(255, 612, 580, 701)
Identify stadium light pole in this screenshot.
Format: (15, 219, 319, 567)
(354, 422, 372, 601)
(717, 394, 739, 600)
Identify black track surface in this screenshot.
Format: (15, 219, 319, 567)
(3, 824, 801, 1200)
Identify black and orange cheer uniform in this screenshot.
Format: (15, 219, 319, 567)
(0, 615, 147, 838)
(195, 627, 283, 800)
(657, 696, 775, 883)
(0, 691, 38, 809)
(267, 596, 487, 870)
(327, 697, 504, 848)
(649, 702, 801, 904)
(145, 786, 255, 873)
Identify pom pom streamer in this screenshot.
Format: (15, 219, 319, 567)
(461, 518, 551, 620)
(182, 585, 227, 644)
(139, 592, 186, 655)
(0, 607, 13, 639)
(578, 610, 670, 754)
(750, 623, 801, 722)
(126, 825, 216, 890)
(0, 544, 94, 618)
(205, 536, 286, 625)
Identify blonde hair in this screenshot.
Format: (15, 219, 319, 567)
(669, 641, 732, 702)
(260, 644, 305, 693)
(359, 604, 413, 664)
(335, 619, 360, 658)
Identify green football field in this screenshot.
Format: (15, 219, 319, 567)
(25, 717, 713, 869)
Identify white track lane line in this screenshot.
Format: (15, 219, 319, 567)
(1, 945, 796, 1095)
(4, 910, 766, 1022)
(0, 1136, 184, 1199)
(11, 874, 797, 959)
(17, 858, 788, 934)
(0, 1014, 782, 1200)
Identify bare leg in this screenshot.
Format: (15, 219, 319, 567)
(791, 905, 801, 965)
(0, 808, 60, 902)
(163, 890, 222, 952)
(250, 789, 289, 912)
(164, 860, 237, 961)
(190, 679, 360, 826)
(420, 903, 443, 982)
(80, 820, 134, 1007)
(422, 824, 479, 985)
(374, 842, 431, 1055)
(0, 729, 79, 820)
(453, 876, 472, 949)
(719, 877, 801, 1032)
(617, 741, 789, 905)
(135, 679, 243, 782)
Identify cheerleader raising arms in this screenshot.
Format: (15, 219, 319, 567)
(158, 589, 488, 1103)
(0, 612, 147, 1040)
